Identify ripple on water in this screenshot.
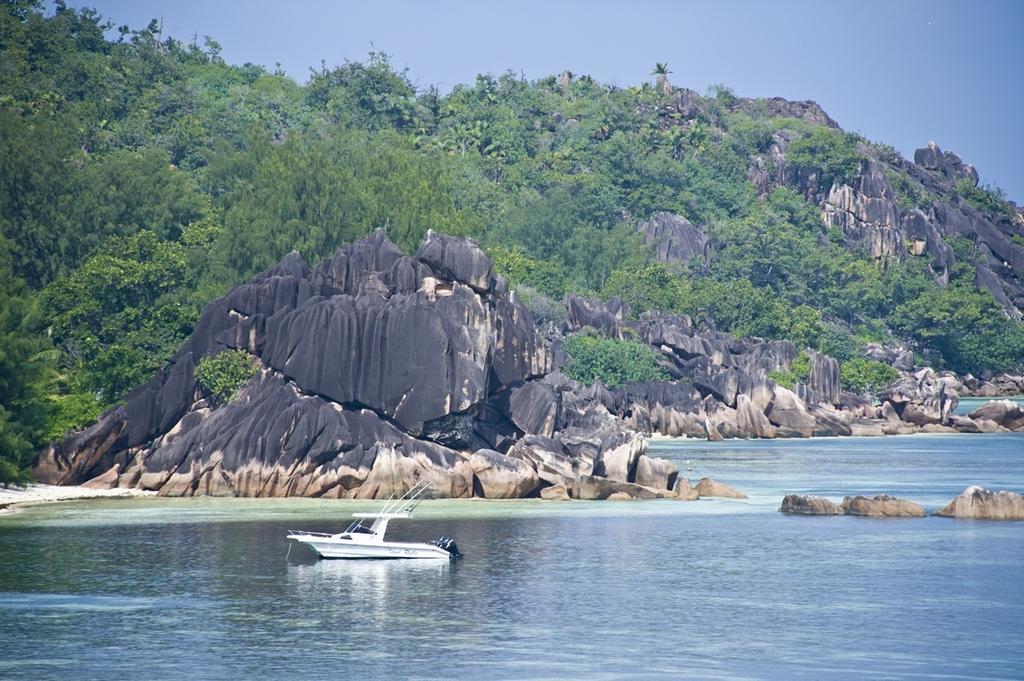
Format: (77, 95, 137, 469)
(0, 433, 1021, 680)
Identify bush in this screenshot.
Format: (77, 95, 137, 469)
(562, 334, 668, 388)
(195, 349, 259, 403)
(840, 358, 899, 395)
(956, 178, 1013, 218)
(767, 350, 811, 390)
(785, 126, 864, 188)
(515, 286, 567, 328)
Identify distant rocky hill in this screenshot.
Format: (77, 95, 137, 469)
(34, 232, 1024, 500)
(644, 89, 1024, 316)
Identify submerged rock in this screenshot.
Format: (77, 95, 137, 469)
(936, 486, 1024, 520)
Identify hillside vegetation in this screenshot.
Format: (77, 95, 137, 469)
(2, 2, 1023, 481)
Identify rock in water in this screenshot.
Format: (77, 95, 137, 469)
(779, 495, 843, 515)
(694, 478, 747, 499)
(936, 486, 1024, 520)
(968, 400, 1024, 431)
(840, 495, 925, 518)
(571, 475, 674, 500)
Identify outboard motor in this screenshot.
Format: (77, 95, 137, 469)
(430, 536, 463, 560)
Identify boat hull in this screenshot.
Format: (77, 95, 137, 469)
(288, 535, 451, 560)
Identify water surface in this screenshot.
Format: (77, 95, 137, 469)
(2, 433, 1022, 680)
(955, 395, 1024, 415)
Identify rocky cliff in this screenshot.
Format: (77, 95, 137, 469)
(33, 231, 680, 499)
(664, 89, 1024, 317)
(35, 231, 1023, 500)
(556, 294, 1024, 439)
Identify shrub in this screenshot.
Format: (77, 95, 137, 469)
(956, 178, 1013, 217)
(562, 334, 668, 388)
(785, 126, 864, 188)
(767, 350, 811, 390)
(516, 286, 567, 328)
(195, 349, 259, 403)
(840, 358, 899, 395)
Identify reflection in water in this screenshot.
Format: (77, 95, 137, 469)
(0, 434, 1022, 680)
(288, 558, 451, 604)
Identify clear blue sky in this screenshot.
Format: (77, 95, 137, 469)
(68, 0, 1024, 202)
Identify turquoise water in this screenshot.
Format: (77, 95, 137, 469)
(955, 395, 1024, 415)
(1, 433, 1022, 680)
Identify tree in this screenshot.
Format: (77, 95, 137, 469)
(194, 349, 259, 403)
(562, 334, 668, 388)
(651, 63, 672, 95)
(0, 266, 54, 484)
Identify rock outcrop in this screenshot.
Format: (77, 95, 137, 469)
(34, 231, 677, 500)
(969, 400, 1024, 431)
(693, 478, 747, 499)
(840, 495, 925, 518)
(936, 486, 1024, 520)
(779, 495, 843, 515)
(883, 369, 959, 426)
(822, 160, 905, 260)
(781, 494, 924, 517)
(636, 212, 710, 268)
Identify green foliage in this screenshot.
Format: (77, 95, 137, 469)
(768, 350, 811, 390)
(840, 358, 899, 395)
(487, 188, 645, 292)
(956, 178, 1013, 217)
(194, 349, 259, 403)
(42, 230, 199, 402)
(888, 170, 935, 212)
(1, 0, 1022, 472)
(490, 247, 567, 298)
(892, 282, 1024, 375)
(562, 334, 669, 388)
(601, 263, 689, 316)
(514, 286, 567, 328)
(44, 391, 104, 442)
(209, 127, 478, 276)
(307, 52, 419, 131)
(784, 125, 864, 188)
(0, 268, 54, 484)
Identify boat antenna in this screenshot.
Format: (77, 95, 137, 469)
(379, 479, 429, 514)
(400, 481, 432, 513)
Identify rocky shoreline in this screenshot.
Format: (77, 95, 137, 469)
(32, 231, 1024, 501)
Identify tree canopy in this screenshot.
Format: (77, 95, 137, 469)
(0, 2, 1021, 481)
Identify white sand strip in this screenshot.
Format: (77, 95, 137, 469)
(0, 484, 154, 512)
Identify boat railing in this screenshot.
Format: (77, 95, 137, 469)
(286, 530, 334, 538)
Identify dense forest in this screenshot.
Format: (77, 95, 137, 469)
(2, 1, 1023, 482)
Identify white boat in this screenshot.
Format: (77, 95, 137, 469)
(287, 481, 462, 560)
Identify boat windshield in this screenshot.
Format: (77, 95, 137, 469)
(345, 521, 374, 534)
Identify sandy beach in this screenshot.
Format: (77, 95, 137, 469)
(0, 484, 155, 512)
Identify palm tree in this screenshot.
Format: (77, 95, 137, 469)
(558, 70, 574, 94)
(651, 63, 673, 95)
